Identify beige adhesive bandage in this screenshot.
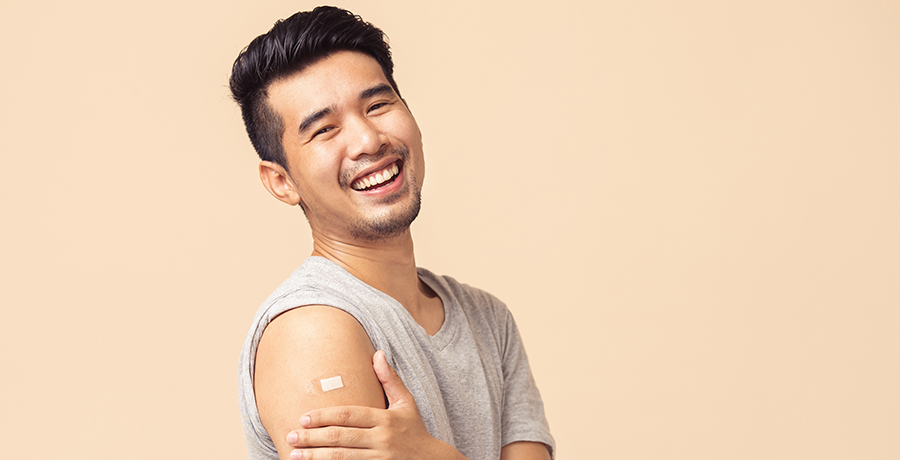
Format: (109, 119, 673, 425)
(320, 375, 344, 392)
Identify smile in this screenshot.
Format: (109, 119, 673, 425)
(351, 161, 401, 191)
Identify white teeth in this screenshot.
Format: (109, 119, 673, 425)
(353, 163, 399, 190)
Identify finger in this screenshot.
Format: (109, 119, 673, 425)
(372, 350, 413, 408)
(301, 405, 380, 429)
(289, 447, 365, 460)
(286, 426, 372, 449)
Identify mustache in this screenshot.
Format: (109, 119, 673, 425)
(339, 145, 410, 188)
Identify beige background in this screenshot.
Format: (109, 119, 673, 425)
(1, 0, 898, 458)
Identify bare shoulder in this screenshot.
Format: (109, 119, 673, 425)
(255, 306, 384, 458)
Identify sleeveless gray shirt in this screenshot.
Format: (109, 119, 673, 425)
(238, 257, 554, 459)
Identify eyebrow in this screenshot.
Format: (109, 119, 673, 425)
(359, 83, 394, 100)
(298, 107, 333, 135)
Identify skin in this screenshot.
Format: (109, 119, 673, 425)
(254, 51, 550, 460)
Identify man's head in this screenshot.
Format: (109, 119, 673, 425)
(229, 7, 424, 242)
(229, 6, 401, 169)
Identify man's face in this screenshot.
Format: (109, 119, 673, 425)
(266, 51, 425, 241)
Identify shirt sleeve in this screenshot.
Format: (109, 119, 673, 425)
(500, 308, 556, 458)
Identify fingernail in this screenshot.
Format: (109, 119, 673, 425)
(290, 450, 303, 460)
(299, 415, 310, 427)
(287, 431, 298, 444)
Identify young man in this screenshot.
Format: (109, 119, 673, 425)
(231, 7, 554, 460)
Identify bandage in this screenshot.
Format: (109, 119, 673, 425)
(320, 375, 344, 392)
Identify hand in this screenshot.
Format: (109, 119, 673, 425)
(285, 350, 467, 460)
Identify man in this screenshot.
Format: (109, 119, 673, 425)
(231, 7, 554, 460)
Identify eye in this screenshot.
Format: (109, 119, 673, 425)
(368, 102, 390, 113)
(312, 126, 335, 138)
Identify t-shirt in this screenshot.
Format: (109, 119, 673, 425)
(239, 256, 555, 459)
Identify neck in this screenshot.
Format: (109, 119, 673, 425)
(310, 229, 430, 317)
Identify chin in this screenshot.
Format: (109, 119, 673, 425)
(349, 190, 421, 241)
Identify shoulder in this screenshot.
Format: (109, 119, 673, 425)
(250, 257, 391, 373)
(419, 267, 512, 321)
(256, 306, 377, 397)
(263, 257, 350, 304)
(259, 306, 372, 360)
(250, 257, 375, 337)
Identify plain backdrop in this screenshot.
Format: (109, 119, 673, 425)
(1, 0, 898, 458)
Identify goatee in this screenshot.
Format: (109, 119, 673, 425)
(347, 145, 422, 241)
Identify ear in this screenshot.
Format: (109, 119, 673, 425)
(259, 161, 302, 206)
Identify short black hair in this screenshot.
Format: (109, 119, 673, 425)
(229, 6, 400, 168)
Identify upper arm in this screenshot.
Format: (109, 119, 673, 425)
(500, 441, 552, 460)
(254, 305, 385, 459)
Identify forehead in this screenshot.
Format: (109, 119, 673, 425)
(267, 51, 391, 121)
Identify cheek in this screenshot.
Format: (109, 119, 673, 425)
(292, 157, 344, 198)
(387, 109, 422, 142)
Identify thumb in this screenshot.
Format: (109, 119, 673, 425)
(373, 350, 413, 409)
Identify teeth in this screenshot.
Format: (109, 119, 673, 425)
(352, 163, 399, 190)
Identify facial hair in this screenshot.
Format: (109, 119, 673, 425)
(342, 145, 422, 241)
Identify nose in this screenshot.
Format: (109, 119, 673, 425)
(347, 116, 388, 160)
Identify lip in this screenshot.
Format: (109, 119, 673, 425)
(352, 161, 404, 197)
(349, 158, 403, 193)
(350, 157, 402, 184)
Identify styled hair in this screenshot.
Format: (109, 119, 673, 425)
(229, 6, 400, 167)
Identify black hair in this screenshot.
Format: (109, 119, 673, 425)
(229, 6, 400, 167)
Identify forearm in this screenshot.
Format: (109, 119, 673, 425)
(500, 441, 552, 460)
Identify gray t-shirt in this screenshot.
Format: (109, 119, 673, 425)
(239, 256, 554, 459)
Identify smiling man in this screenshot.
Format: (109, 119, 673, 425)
(231, 7, 554, 460)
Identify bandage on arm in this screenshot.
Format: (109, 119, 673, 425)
(254, 305, 385, 460)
